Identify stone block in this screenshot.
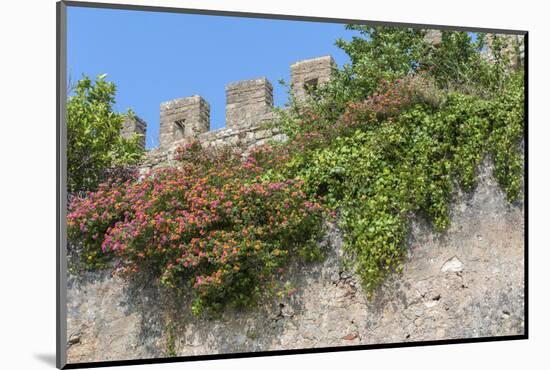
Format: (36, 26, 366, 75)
(121, 115, 147, 150)
(290, 55, 335, 99)
(159, 95, 210, 149)
(225, 78, 273, 129)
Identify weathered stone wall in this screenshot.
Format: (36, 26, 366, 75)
(85, 49, 525, 365)
(66, 157, 524, 363)
(226, 78, 274, 129)
(140, 112, 287, 171)
(126, 32, 525, 167)
(159, 96, 210, 150)
(121, 115, 147, 150)
(199, 114, 284, 150)
(133, 55, 334, 170)
(290, 55, 335, 100)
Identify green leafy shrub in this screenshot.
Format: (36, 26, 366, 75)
(67, 74, 144, 193)
(261, 28, 523, 295)
(277, 70, 523, 294)
(487, 72, 525, 201)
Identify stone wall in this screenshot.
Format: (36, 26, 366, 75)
(140, 112, 287, 171)
(159, 96, 210, 150)
(66, 157, 524, 363)
(120, 55, 335, 171)
(69, 38, 526, 365)
(121, 115, 146, 150)
(226, 78, 274, 129)
(121, 32, 526, 165)
(290, 55, 335, 100)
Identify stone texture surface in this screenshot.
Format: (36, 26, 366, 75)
(141, 56, 335, 161)
(226, 78, 273, 129)
(159, 95, 210, 150)
(424, 29, 442, 46)
(290, 55, 335, 99)
(66, 271, 164, 363)
(121, 115, 147, 150)
(141, 111, 285, 172)
(66, 157, 524, 364)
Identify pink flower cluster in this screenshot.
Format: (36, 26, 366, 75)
(68, 141, 326, 309)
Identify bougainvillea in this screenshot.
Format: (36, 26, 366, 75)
(68, 142, 326, 314)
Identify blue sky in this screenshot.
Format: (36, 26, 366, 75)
(67, 6, 353, 149)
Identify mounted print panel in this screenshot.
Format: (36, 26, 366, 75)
(57, 1, 527, 368)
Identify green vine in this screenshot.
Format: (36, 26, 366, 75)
(277, 71, 524, 294)
(166, 323, 177, 357)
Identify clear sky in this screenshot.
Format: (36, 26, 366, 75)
(67, 6, 353, 149)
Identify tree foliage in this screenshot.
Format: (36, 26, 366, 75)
(67, 74, 144, 193)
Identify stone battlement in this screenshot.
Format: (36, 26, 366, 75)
(122, 31, 524, 168)
(123, 55, 336, 169)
